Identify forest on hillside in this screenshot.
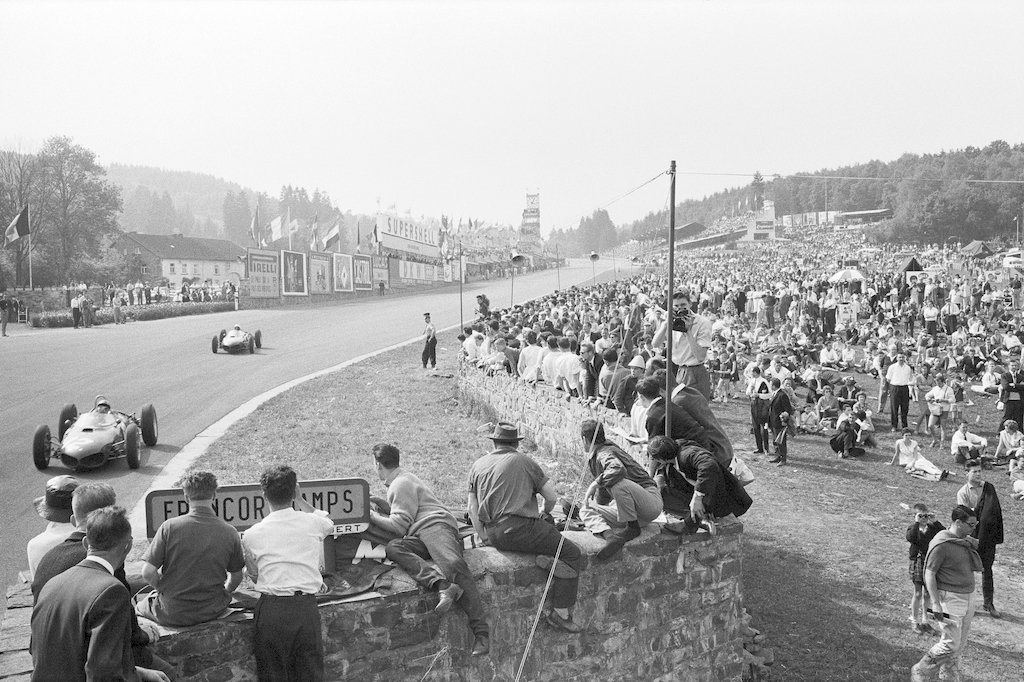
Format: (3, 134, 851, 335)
(599, 140, 1024, 252)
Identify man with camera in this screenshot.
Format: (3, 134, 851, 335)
(652, 288, 713, 400)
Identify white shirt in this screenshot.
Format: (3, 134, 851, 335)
(82, 555, 116, 575)
(242, 507, 334, 596)
(885, 362, 915, 386)
(950, 429, 986, 455)
(26, 522, 76, 579)
(653, 314, 713, 366)
(517, 344, 544, 382)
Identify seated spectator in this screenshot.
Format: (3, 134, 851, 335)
(1009, 451, 1024, 500)
(579, 420, 663, 559)
(889, 429, 948, 480)
(993, 419, 1024, 463)
(136, 471, 244, 627)
(27, 475, 79, 580)
(32, 483, 175, 678)
(950, 421, 988, 465)
(816, 384, 840, 422)
(970, 360, 1001, 396)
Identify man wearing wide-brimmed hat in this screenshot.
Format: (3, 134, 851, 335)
(468, 422, 585, 633)
(26, 475, 79, 579)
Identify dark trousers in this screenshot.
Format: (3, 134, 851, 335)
(386, 523, 489, 637)
(72, 308, 81, 328)
(1002, 400, 1024, 430)
(979, 544, 996, 606)
(253, 594, 323, 682)
(485, 516, 581, 610)
(771, 426, 787, 460)
(750, 400, 769, 453)
(422, 337, 437, 368)
(890, 385, 910, 428)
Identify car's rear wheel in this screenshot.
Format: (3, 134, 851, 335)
(58, 404, 78, 440)
(254, 329, 262, 348)
(211, 335, 219, 353)
(248, 337, 255, 354)
(125, 423, 140, 469)
(140, 404, 158, 446)
(33, 424, 51, 470)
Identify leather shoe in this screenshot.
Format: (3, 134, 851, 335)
(597, 523, 642, 560)
(767, 456, 781, 464)
(435, 583, 463, 614)
(535, 555, 579, 579)
(471, 634, 490, 656)
(544, 610, 582, 633)
(984, 603, 1001, 619)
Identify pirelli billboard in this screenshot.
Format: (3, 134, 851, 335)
(144, 478, 370, 538)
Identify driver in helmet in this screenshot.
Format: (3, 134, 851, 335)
(94, 397, 111, 414)
(232, 324, 241, 332)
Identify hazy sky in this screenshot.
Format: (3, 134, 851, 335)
(3, 0, 1023, 234)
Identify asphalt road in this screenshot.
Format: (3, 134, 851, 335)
(0, 259, 615, 590)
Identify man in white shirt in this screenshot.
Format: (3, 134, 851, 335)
(886, 353, 916, 431)
(27, 475, 79, 579)
(517, 331, 545, 383)
(652, 288, 713, 400)
(242, 466, 335, 682)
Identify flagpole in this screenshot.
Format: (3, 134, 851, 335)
(28, 232, 33, 289)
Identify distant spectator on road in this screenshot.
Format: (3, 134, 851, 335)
(0, 291, 11, 336)
(135, 471, 245, 627)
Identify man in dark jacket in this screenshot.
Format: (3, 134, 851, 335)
(635, 377, 708, 447)
(579, 420, 663, 559)
(767, 378, 793, 466)
(647, 436, 752, 523)
(955, 461, 1004, 618)
(579, 342, 603, 400)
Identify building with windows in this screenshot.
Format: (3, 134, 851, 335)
(114, 232, 246, 287)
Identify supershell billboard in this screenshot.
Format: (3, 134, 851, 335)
(247, 249, 280, 298)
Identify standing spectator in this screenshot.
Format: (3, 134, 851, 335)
(909, 505, 982, 682)
(70, 292, 82, 329)
(368, 444, 490, 656)
(578, 342, 603, 400)
(579, 420, 662, 559)
(241, 465, 335, 682)
(135, 471, 245, 627)
(747, 366, 771, 454)
(905, 503, 944, 634)
(924, 375, 954, 449)
(31, 507, 170, 682)
(421, 312, 437, 369)
(378, 280, 385, 296)
(955, 461, 1004, 618)
(886, 352, 915, 431)
(468, 423, 584, 633)
(0, 291, 10, 336)
(652, 288, 713, 400)
(767, 378, 793, 466)
(26, 475, 79, 580)
(998, 359, 1024, 429)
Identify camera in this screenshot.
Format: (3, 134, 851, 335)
(671, 308, 693, 333)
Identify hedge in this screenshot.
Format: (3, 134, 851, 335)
(30, 302, 236, 328)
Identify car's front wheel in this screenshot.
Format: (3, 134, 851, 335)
(33, 424, 51, 470)
(58, 403, 77, 441)
(211, 335, 219, 353)
(140, 404, 158, 446)
(248, 337, 255, 354)
(125, 423, 140, 469)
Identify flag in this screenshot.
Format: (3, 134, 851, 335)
(324, 219, 341, 252)
(4, 205, 29, 247)
(249, 205, 261, 245)
(309, 212, 321, 251)
(269, 215, 284, 242)
(356, 223, 361, 254)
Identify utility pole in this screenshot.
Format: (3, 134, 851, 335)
(665, 160, 676, 437)
(555, 243, 561, 290)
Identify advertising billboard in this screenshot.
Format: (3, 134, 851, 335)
(309, 252, 332, 294)
(353, 254, 373, 290)
(333, 253, 354, 292)
(247, 248, 280, 298)
(281, 250, 308, 296)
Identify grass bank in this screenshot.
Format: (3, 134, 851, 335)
(197, 341, 1024, 681)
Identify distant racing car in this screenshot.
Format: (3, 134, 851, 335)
(33, 396, 158, 471)
(212, 325, 262, 354)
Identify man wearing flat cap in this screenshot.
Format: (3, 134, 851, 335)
(468, 423, 585, 633)
(27, 475, 79, 579)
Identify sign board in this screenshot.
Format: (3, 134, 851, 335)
(281, 250, 308, 296)
(144, 478, 370, 538)
(308, 252, 332, 294)
(353, 254, 373, 290)
(246, 248, 281, 298)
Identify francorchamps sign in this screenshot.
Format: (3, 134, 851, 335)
(247, 248, 281, 298)
(144, 478, 370, 538)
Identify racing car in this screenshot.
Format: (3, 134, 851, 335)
(212, 325, 262, 354)
(33, 396, 158, 471)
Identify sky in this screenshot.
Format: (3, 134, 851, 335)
(3, 0, 1024, 236)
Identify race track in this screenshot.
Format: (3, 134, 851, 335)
(0, 259, 614, 590)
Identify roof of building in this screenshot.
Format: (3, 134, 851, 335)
(123, 232, 247, 261)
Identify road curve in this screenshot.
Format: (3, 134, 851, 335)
(0, 259, 612, 589)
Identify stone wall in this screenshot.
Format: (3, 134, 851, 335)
(0, 528, 750, 682)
